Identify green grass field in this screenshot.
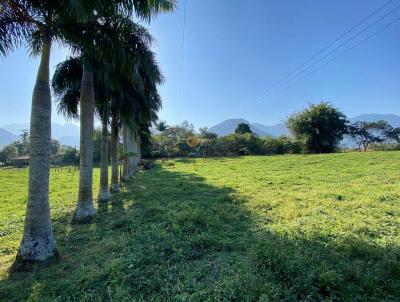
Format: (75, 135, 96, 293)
(1, 152, 399, 301)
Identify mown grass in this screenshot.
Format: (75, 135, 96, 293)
(0, 152, 399, 301)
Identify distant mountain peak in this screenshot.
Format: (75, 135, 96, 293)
(0, 122, 80, 147)
(209, 118, 272, 137)
(349, 114, 400, 126)
(210, 113, 400, 138)
(0, 128, 18, 148)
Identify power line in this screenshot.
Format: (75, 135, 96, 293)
(180, 0, 187, 89)
(178, 0, 187, 122)
(244, 16, 400, 113)
(255, 18, 400, 106)
(241, 0, 397, 113)
(243, 3, 400, 113)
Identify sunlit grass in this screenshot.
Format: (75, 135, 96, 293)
(1, 152, 399, 300)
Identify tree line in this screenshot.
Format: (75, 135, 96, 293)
(1, 0, 175, 262)
(149, 102, 400, 158)
(0, 128, 115, 166)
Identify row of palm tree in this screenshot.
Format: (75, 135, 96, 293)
(0, 0, 174, 262)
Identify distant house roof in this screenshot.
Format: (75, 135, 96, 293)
(10, 155, 29, 160)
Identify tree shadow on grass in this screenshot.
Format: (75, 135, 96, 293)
(1, 164, 400, 301)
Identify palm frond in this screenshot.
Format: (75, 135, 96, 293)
(118, 0, 176, 22)
(52, 57, 82, 119)
(0, 1, 34, 57)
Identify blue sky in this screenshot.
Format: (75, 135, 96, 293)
(1, 0, 399, 129)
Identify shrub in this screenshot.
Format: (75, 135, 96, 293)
(287, 102, 348, 153)
(263, 136, 303, 155)
(219, 133, 264, 155)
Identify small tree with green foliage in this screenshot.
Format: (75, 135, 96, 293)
(51, 139, 60, 156)
(156, 121, 168, 132)
(383, 125, 400, 144)
(235, 123, 253, 135)
(347, 120, 391, 151)
(199, 127, 218, 139)
(287, 102, 348, 153)
(0, 144, 18, 165)
(263, 136, 303, 155)
(60, 147, 79, 166)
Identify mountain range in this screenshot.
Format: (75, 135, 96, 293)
(209, 114, 400, 138)
(0, 122, 80, 148)
(0, 128, 17, 148)
(1, 114, 400, 149)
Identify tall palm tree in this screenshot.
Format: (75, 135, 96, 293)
(52, 56, 113, 202)
(98, 100, 111, 202)
(65, 0, 174, 220)
(109, 103, 122, 192)
(95, 14, 165, 189)
(52, 18, 163, 196)
(121, 123, 131, 181)
(0, 0, 102, 261)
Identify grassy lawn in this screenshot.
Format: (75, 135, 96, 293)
(0, 152, 399, 301)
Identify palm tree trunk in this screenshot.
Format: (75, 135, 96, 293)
(131, 129, 139, 175)
(110, 113, 120, 192)
(74, 63, 96, 221)
(137, 135, 142, 162)
(17, 40, 56, 261)
(136, 134, 142, 170)
(121, 124, 129, 182)
(130, 129, 137, 176)
(98, 106, 109, 202)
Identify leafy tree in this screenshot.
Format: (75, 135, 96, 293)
(0, 144, 18, 164)
(347, 120, 391, 151)
(163, 121, 195, 141)
(221, 133, 263, 156)
(287, 102, 348, 153)
(60, 147, 79, 165)
(199, 127, 218, 139)
(383, 125, 400, 144)
(19, 129, 29, 143)
(235, 123, 253, 134)
(156, 121, 168, 132)
(51, 139, 60, 156)
(14, 130, 30, 155)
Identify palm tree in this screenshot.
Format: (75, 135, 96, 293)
(121, 124, 131, 181)
(98, 101, 111, 202)
(0, 0, 102, 261)
(53, 16, 164, 197)
(53, 57, 112, 202)
(110, 105, 121, 191)
(119, 49, 164, 181)
(66, 1, 174, 220)
(99, 14, 165, 188)
(128, 126, 139, 177)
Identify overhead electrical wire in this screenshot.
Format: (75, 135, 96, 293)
(180, 0, 187, 85)
(245, 16, 400, 111)
(240, 0, 399, 114)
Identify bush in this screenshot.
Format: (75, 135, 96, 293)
(148, 133, 305, 158)
(147, 123, 306, 158)
(219, 133, 264, 156)
(369, 143, 400, 151)
(287, 102, 348, 153)
(263, 136, 303, 155)
(60, 147, 79, 165)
